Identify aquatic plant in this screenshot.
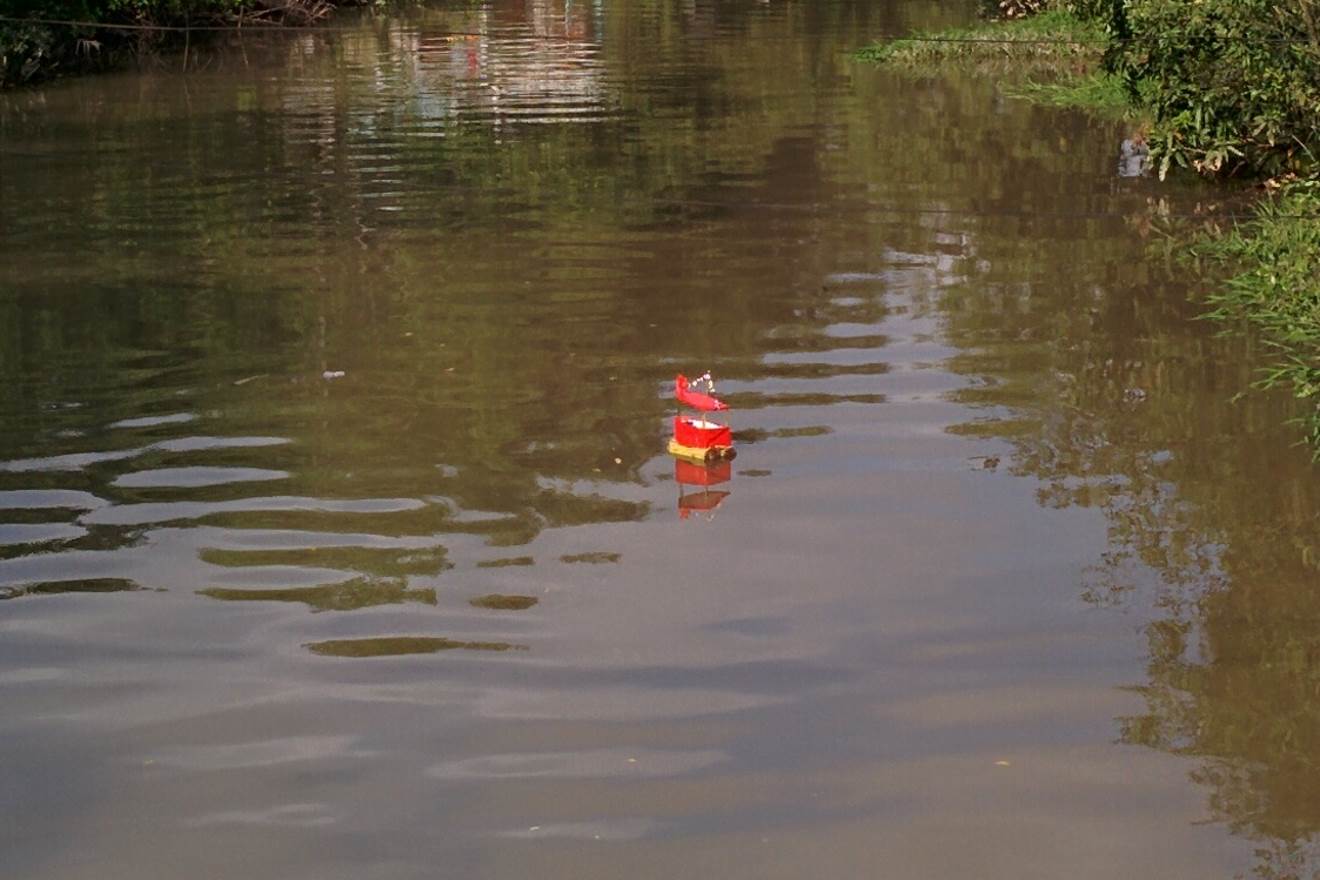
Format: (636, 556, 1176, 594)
(1195, 180, 1320, 447)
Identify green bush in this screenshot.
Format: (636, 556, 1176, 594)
(1106, 0, 1320, 179)
(983, 0, 1122, 26)
(1065, 0, 1123, 25)
(0, 20, 55, 85)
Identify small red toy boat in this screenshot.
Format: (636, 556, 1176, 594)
(667, 372, 736, 465)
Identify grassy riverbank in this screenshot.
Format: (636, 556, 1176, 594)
(854, 9, 1104, 67)
(855, 9, 1134, 120)
(0, 0, 348, 87)
(1196, 181, 1320, 445)
(858, 0, 1320, 448)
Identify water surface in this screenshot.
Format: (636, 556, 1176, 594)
(2, 1, 1318, 877)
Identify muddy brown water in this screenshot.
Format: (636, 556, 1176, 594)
(3, 1, 1319, 877)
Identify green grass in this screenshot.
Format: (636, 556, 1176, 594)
(1196, 180, 1320, 447)
(855, 10, 1107, 67)
(854, 10, 1137, 120)
(1006, 72, 1137, 120)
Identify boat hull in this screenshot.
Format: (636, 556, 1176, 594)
(673, 416, 732, 449)
(667, 438, 736, 464)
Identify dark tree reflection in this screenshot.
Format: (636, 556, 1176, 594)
(942, 207, 1320, 879)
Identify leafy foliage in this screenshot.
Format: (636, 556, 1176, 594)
(994, 0, 1051, 19)
(884, 0, 1320, 181)
(1105, 0, 1320, 179)
(989, 0, 1120, 22)
(0, 18, 58, 85)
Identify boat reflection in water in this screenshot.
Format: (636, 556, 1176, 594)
(675, 459, 731, 521)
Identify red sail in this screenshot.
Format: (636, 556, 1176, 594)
(675, 374, 728, 412)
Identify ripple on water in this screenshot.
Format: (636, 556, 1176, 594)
(499, 818, 661, 840)
(111, 467, 290, 489)
(106, 413, 197, 430)
(183, 804, 337, 829)
(81, 496, 429, 527)
(200, 580, 438, 613)
(152, 436, 290, 453)
(0, 522, 88, 547)
(0, 448, 143, 473)
(0, 437, 288, 473)
(0, 489, 108, 510)
(427, 748, 725, 781)
(147, 735, 363, 771)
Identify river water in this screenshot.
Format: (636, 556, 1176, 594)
(3, 1, 1319, 877)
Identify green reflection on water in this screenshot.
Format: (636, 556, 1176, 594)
(469, 594, 539, 611)
(199, 545, 451, 579)
(0, 578, 140, 599)
(476, 556, 534, 568)
(939, 196, 1320, 875)
(559, 551, 621, 565)
(305, 636, 528, 657)
(200, 578, 437, 612)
